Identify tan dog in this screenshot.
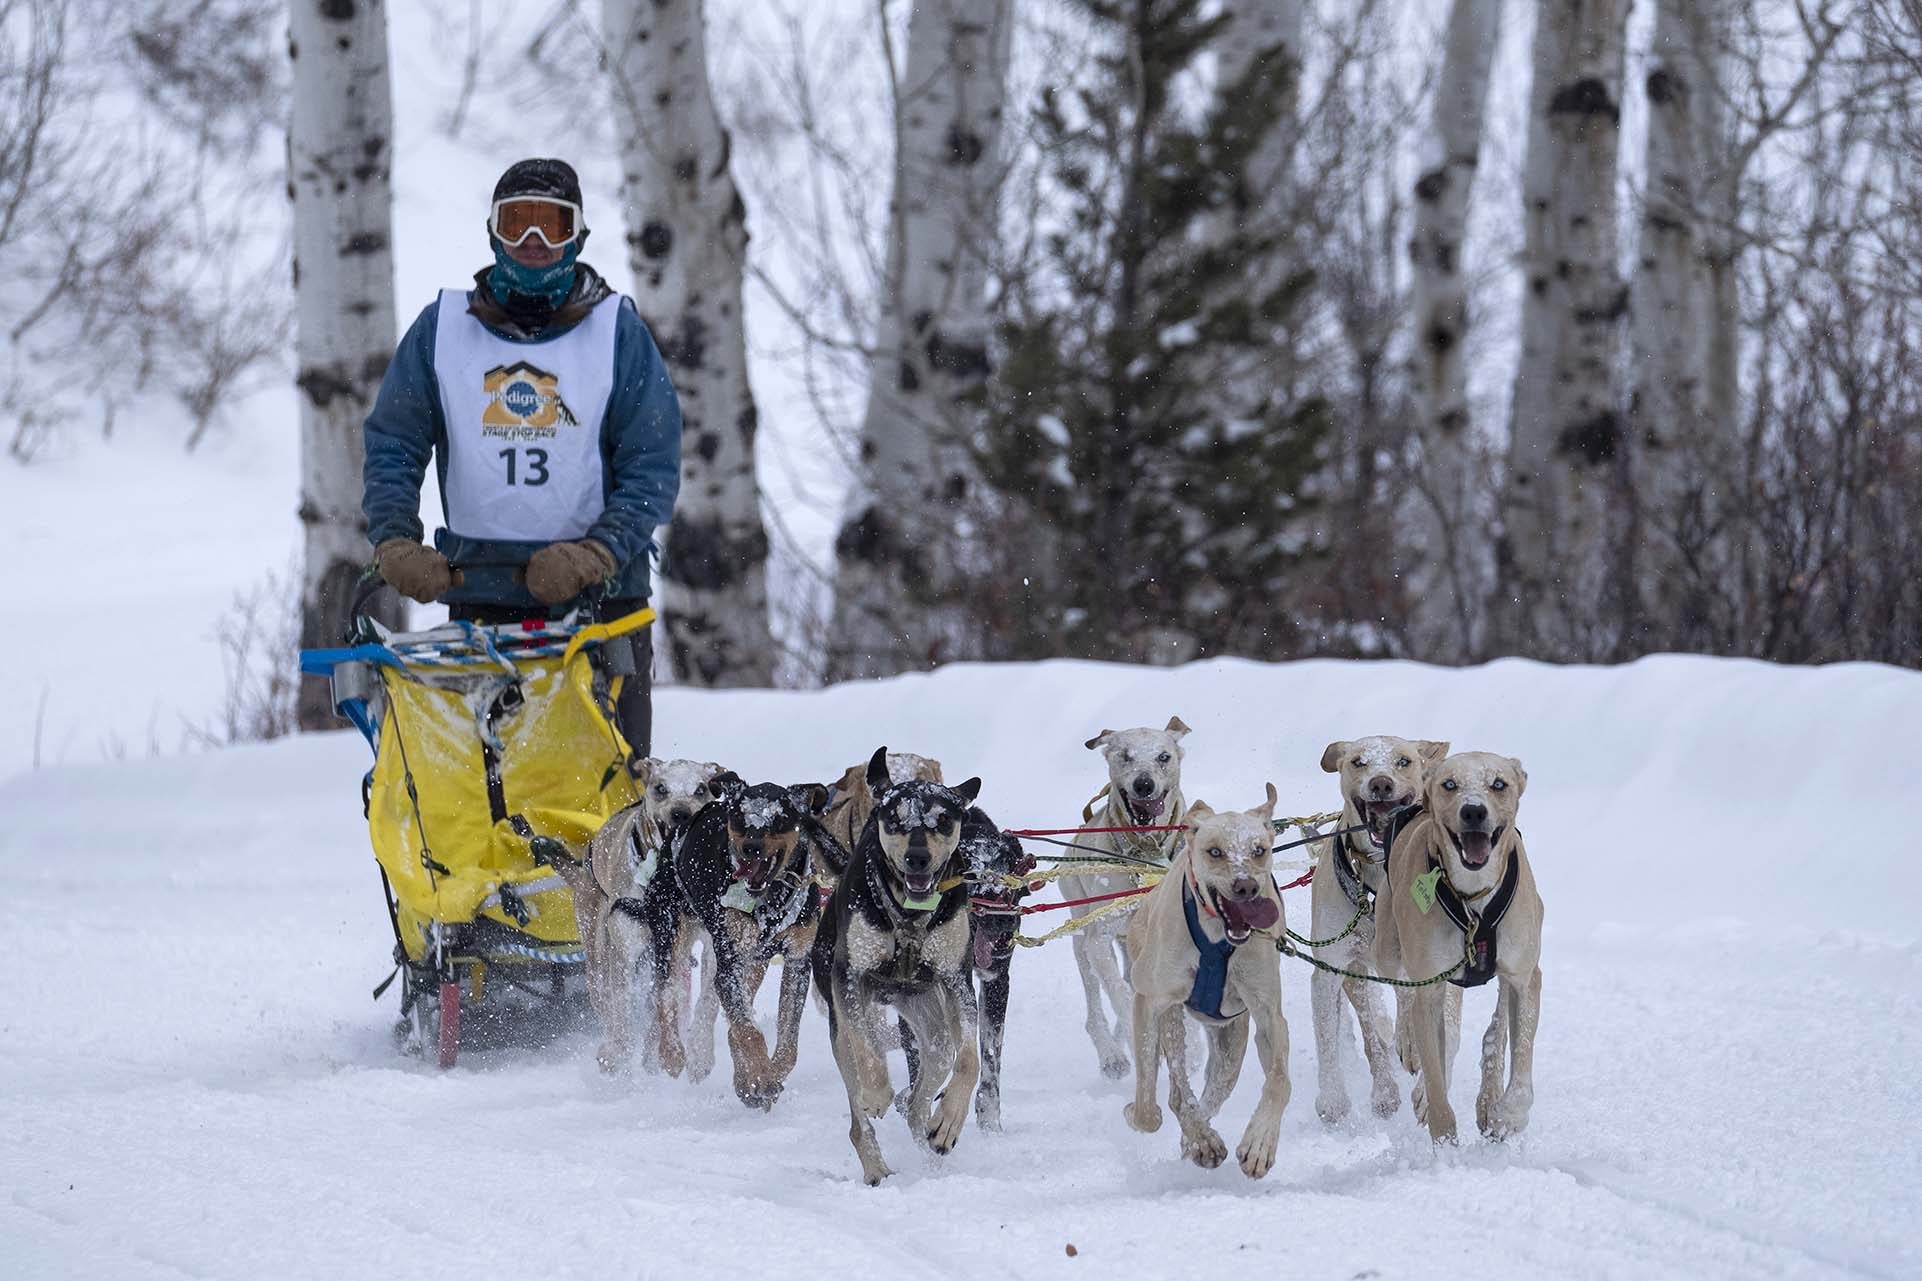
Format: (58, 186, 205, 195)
(556, 758, 725, 1073)
(1309, 737, 1448, 1122)
(1123, 788, 1293, 1178)
(1063, 718, 1190, 1078)
(1374, 752, 1543, 1143)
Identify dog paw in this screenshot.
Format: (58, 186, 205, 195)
(1371, 1077, 1401, 1118)
(658, 1036, 687, 1079)
(1315, 1090, 1352, 1126)
(1100, 1052, 1131, 1080)
(929, 1097, 969, 1155)
(1485, 1089, 1532, 1141)
(1124, 1100, 1163, 1134)
(1237, 1121, 1280, 1179)
(1182, 1126, 1228, 1169)
(1425, 1101, 1460, 1145)
(859, 1155, 894, 1186)
(684, 1039, 715, 1082)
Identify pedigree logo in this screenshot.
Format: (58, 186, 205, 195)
(481, 361, 579, 440)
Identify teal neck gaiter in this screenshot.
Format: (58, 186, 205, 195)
(489, 238, 579, 309)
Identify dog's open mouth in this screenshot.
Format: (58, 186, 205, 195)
(902, 870, 938, 898)
(1353, 794, 1413, 852)
(733, 854, 777, 892)
(1212, 891, 1280, 944)
(1448, 825, 1505, 870)
(1124, 792, 1166, 825)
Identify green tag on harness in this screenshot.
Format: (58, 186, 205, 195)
(722, 882, 762, 914)
(900, 891, 943, 913)
(1411, 868, 1442, 915)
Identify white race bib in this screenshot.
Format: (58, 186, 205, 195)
(433, 289, 619, 542)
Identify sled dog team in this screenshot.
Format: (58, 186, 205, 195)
(555, 725, 1543, 1185)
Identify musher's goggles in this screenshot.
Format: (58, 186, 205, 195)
(489, 196, 583, 249)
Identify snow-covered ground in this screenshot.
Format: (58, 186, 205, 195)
(4, 656, 1917, 1280)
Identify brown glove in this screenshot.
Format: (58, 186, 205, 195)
(525, 539, 616, 605)
(374, 538, 462, 604)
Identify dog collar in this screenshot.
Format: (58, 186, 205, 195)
(1424, 836, 1520, 989)
(1182, 877, 1244, 1022)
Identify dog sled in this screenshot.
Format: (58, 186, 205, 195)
(301, 595, 651, 1067)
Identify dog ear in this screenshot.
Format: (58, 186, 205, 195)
(702, 761, 727, 781)
(866, 746, 891, 795)
(1319, 741, 1349, 773)
(1418, 741, 1450, 766)
(712, 770, 747, 804)
(1507, 758, 1528, 796)
(953, 776, 983, 805)
(830, 763, 865, 808)
(1165, 716, 1192, 738)
(1254, 782, 1278, 820)
(628, 755, 655, 784)
(1182, 799, 1214, 824)
(787, 782, 833, 816)
(1084, 729, 1117, 751)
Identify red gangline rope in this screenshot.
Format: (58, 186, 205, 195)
(1004, 825, 1186, 836)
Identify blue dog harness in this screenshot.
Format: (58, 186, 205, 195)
(1182, 879, 1244, 1021)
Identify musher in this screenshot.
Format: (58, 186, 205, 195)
(361, 157, 681, 755)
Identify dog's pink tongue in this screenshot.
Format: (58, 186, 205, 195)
(1221, 896, 1280, 933)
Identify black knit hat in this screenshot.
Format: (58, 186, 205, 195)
(492, 158, 583, 209)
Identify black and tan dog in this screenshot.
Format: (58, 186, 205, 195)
(813, 747, 988, 1184)
(900, 805, 1035, 1131)
(655, 772, 844, 1110)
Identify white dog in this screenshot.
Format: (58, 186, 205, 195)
(1061, 718, 1190, 1077)
(1308, 736, 1447, 1122)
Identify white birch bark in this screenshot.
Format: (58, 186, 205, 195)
(1405, 0, 1500, 662)
(290, 0, 398, 730)
(605, 0, 774, 687)
(827, 0, 1013, 681)
(1217, 1, 1304, 197)
(1500, 0, 1631, 661)
(1630, 0, 1733, 647)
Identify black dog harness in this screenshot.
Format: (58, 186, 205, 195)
(1182, 880, 1244, 1022)
(1430, 842, 1520, 989)
(1331, 830, 1374, 910)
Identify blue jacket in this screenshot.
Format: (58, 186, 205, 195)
(362, 268, 682, 607)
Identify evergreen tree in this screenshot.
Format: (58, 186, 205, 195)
(980, 0, 1326, 663)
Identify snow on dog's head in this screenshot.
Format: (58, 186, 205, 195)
(1422, 751, 1526, 881)
(1086, 716, 1190, 825)
(1320, 736, 1447, 856)
(1182, 786, 1283, 944)
(631, 757, 727, 845)
(865, 745, 980, 902)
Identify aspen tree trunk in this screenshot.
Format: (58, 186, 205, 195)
(1629, 0, 1733, 651)
(605, 0, 774, 687)
(1217, 1, 1304, 188)
(1499, 0, 1630, 661)
(290, 0, 399, 730)
(1406, 0, 1500, 663)
(827, 0, 1013, 681)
